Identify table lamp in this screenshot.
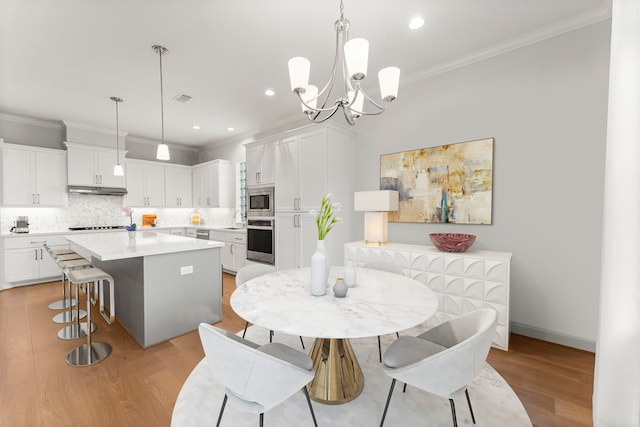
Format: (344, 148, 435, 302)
(354, 190, 399, 245)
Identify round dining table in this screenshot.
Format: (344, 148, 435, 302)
(230, 266, 438, 405)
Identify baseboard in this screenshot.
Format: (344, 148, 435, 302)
(510, 321, 596, 352)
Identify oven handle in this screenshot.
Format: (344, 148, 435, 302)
(247, 225, 273, 231)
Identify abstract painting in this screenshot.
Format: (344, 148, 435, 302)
(380, 138, 494, 224)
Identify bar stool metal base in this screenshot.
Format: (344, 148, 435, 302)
(57, 322, 97, 340)
(48, 298, 77, 310)
(52, 310, 86, 324)
(66, 342, 112, 367)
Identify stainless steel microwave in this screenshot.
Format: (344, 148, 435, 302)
(247, 186, 274, 217)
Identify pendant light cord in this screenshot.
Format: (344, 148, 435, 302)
(159, 47, 165, 144)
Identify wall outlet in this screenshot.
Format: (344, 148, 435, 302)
(180, 265, 193, 275)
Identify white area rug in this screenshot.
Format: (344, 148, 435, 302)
(172, 325, 531, 427)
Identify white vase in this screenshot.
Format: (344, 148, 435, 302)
(310, 240, 328, 296)
(128, 230, 136, 239)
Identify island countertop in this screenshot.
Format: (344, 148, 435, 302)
(65, 231, 224, 261)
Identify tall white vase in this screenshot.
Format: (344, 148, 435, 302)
(310, 240, 328, 296)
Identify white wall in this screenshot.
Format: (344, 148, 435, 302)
(353, 21, 611, 349)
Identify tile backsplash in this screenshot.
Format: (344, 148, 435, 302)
(1, 194, 236, 234)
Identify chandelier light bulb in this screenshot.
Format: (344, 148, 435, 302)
(379, 67, 400, 101)
(348, 90, 364, 117)
(301, 85, 319, 113)
(344, 38, 369, 80)
(288, 57, 311, 91)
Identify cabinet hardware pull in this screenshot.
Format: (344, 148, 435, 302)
(230, 244, 234, 254)
(34, 249, 38, 261)
(32, 194, 35, 204)
(37, 194, 40, 204)
(40, 248, 43, 259)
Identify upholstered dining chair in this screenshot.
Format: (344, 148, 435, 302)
(379, 308, 498, 427)
(362, 261, 405, 362)
(198, 323, 317, 427)
(235, 264, 305, 349)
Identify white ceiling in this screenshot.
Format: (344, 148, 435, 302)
(0, 0, 610, 148)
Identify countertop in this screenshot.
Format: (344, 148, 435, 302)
(65, 231, 224, 261)
(1, 224, 246, 238)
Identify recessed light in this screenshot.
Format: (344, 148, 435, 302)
(265, 89, 275, 96)
(193, 125, 201, 130)
(227, 127, 235, 132)
(409, 17, 424, 30)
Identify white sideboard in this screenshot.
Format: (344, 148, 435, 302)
(344, 241, 512, 351)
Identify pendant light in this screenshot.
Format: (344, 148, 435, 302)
(153, 45, 170, 160)
(111, 96, 124, 176)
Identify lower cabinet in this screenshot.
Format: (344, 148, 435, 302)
(210, 230, 247, 273)
(2, 234, 70, 288)
(344, 241, 512, 351)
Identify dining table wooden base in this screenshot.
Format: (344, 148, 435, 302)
(308, 337, 365, 404)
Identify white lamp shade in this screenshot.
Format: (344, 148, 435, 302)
(344, 38, 369, 80)
(348, 89, 364, 115)
(156, 143, 170, 160)
(113, 163, 124, 176)
(354, 190, 399, 212)
(288, 57, 311, 91)
(379, 67, 400, 101)
(301, 85, 318, 113)
(364, 212, 388, 245)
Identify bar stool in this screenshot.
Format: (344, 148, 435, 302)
(44, 245, 79, 310)
(66, 267, 113, 367)
(57, 258, 96, 340)
(52, 252, 90, 324)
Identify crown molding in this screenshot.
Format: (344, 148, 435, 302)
(0, 113, 63, 130)
(403, 4, 612, 85)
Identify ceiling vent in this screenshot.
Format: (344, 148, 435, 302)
(172, 93, 192, 103)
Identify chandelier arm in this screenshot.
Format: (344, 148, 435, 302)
(342, 105, 357, 126)
(295, 91, 342, 114)
(314, 20, 344, 111)
(308, 105, 342, 124)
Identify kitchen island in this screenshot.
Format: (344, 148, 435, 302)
(66, 231, 224, 348)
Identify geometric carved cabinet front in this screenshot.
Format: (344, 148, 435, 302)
(345, 241, 512, 350)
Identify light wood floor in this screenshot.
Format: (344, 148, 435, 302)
(0, 273, 594, 426)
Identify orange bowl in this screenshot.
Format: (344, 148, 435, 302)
(429, 233, 476, 253)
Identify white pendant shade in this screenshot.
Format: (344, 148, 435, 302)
(288, 57, 311, 91)
(113, 163, 124, 176)
(348, 90, 364, 116)
(344, 38, 369, 80)
(301, 85, 318, 113)
(379, 67, 400, 101)
(156, 143, 170, 160)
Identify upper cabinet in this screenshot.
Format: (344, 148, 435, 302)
(164, 164, 192, 207)
(65, 142, 125, 188)
(126, 160, 165, 207)
(246, 140, 275, 187)
(192, 160, 235, 208)
(275, 123, 355, 213)
(1, 142, 67, 206)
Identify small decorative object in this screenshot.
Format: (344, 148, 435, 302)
(309, 194, 342, 296)
(429, 233, 476, 253)
(333, 278, 348, 298)
(344, 262, 357, 287)
(127, 230, 136, 240)
(123, 207, 136, 231)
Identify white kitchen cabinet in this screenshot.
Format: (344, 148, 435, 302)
(344, 241, 512, 351)
(126, 160, 165, 207)
(186, 228, 197, 239)
(65, 142, 125, 188)
(274, 212, 318, 270)
(275, 123, 354, 213)
(246, 139, 275, 187)
(2, 234, 70, 287)
(164, 165, 192, 207)
(0, 142, 66, 206)
(192, 160, 235, 208)
(170, 228, 186, 236)
(210, 229, 247, 273)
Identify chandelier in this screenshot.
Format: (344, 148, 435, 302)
(288, 0, 400, 126)
(110, 96, 124, 176)
(153, 45, 170, 161)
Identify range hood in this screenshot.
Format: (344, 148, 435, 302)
(67, 185, 128, 196)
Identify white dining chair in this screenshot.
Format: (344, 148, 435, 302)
(379, 308, 498, 427)
(198, 323, 317, 427)
(235, 264, 305, 349)
(362, 261, 404, 362)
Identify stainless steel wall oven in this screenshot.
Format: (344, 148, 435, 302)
(247, 218, 274, 264)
